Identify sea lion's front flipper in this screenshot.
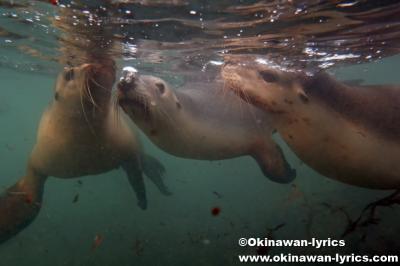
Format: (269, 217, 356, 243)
(251, 140, 296, 184)
(0, 166, 47, 244)
(142, 154, 172, 196)
(122, 160, 147, 210)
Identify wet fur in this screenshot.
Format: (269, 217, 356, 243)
(306, 73, 400, 142)
(0, 64, 169, 244)
(222, 62, 400, 189)
(118, 74, 296, 184)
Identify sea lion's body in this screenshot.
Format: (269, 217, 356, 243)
(31, 98, 135, 178)
(117, 71, 296, 183)
(222, 61, 400, 189)
(0, 63, 170, 243)
(132, 83, 272, 160)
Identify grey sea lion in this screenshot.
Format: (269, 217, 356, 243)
(0, 62, 171, 244)
(221, 61, 400, 189)
(116, 68, 296, 184)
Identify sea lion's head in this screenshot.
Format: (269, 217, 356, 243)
(117, 69, 182, 133)
(54, 62, 116, 111)
(221, 61, 309, 114)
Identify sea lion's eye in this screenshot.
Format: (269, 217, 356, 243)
(259, 71, 278, 83)
(156, 82, 165, 94)
(54, 92, 59, 101)
(64, 68, 74, 82)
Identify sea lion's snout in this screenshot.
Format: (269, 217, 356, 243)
(118, 66, 139, 93)
(121, 66, 138, 83)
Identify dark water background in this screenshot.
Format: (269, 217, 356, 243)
(1, 0, 400, 265)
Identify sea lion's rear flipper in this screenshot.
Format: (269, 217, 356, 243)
(122, 161, 147, 210)
(142, 154, 172, 196)
(251, 140, 296, 184)
(0, 167, 46, 244)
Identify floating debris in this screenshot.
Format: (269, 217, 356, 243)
(202, 238, 210, 245)
(72, 193, 79, 203)
(284, 184, 304, 206)
(211, 207, 221, 216)
(133, 239, 144, 256)
(256, 223, 285, 255)
(212, 191, 222, 199)
(342, 190, 400, 237)
(91, 234, 104, 251)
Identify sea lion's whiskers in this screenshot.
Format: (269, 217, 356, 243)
(86, 77, 100, 109)
(226, 78, 260, 125)
(137, 90, 175, 127)
(220, 79, 230, 100)
(241, 92, 259, 124)
(228, 80, 261, 126)
(81, 76, 91, 101)
(80, 79, 97, 137)
(158, 106, 191, 142)
(134, 92, 177, 130)
(244, 98, 263, 129)
(158, 105, 192, 150)
(143, 96, 151, 118)
(157, 105, 178, 129)
(235, 83, 253, 113)
(82, 76, 94, 105)
(112, 96, 121, 128)
(134, 92, 151, 117)
(90, 77, 109, 92)
(154, 94, 189, 136)
(221, 79, 245, 118)
(84, 77, 99, 119)
(2, 64, 164, 244)
(116, 74, 298, 187)
(214, 81, 240, 119)
(219, 79, 238, 118)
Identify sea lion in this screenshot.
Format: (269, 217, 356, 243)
(116, 67, 296, 184)
(221, 60, 400, 189)
(0, 62, 171, 244)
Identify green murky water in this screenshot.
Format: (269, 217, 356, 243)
(1, 1, 400, 265)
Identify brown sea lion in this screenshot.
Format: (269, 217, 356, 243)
(116, 67, 296, 184)
(221, 60, 400, 189)
(0, 62, 171, 244)
(222, 60, 400, 233)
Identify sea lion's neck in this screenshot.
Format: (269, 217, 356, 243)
(304, 72, 348, 101)
(303, 72, 400, 141)
(174, 83, 222, 119)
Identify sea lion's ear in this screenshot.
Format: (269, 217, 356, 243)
(156, 82, 166, 94)
(296, 88, 309, 103)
